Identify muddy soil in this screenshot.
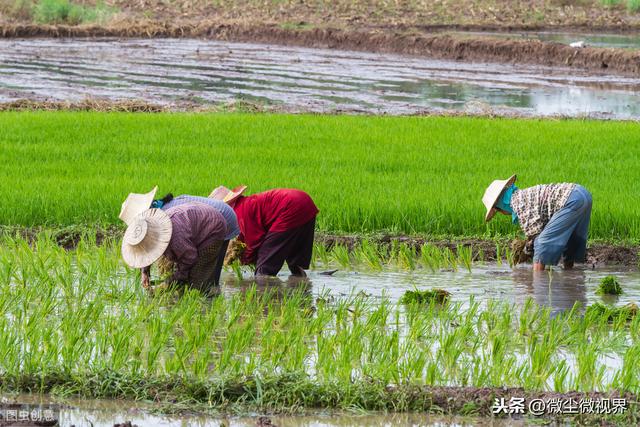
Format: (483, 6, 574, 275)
(391, 386, 637, 419)
(4, 226, 638, 267)
(2, 23, 640, 77)
(316, 233, 639, 267)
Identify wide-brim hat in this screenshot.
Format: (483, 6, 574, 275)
(119, 186, 158, 225)
(209, 185, 247, 204)
(482, 174, 517, 222)
(121, 208, 172, 268)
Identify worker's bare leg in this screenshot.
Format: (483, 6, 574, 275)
(533, 262, 546, 271)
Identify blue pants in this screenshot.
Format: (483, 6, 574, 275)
(533, 185, 592, 266)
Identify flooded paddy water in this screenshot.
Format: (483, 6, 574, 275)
(1, 38, 640, 118)
(0, 394, 524, 426)
(452, 31, 640, 50)
(223, 264, 640, 316)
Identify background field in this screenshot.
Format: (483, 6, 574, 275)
(2, 0, 639, 27)
(1, 112, 639, 240)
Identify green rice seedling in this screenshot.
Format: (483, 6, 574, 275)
(443, 247, 458, 271)
(420, 244, 443, 272)
(3, 113, 640, 242)
(612, 344, 640, 392)
(230, 259, 244, 280)
(585, 302, 638, 322)
(392, 242, 416, 270)
(400, 288, 450, 305)
(330, 244, 351, 269)
(628, 0, 640, 11)
(312, 242, 329, 267)
(495, 242, 503, 266)
(456, 244, 473, 272)
(3, 233, 640, 414)
(353, 239, 383, 270)
(504, 245, 515, 268)
(596, 275, 623, 295)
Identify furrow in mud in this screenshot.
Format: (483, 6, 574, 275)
(2, 23, 640, 77)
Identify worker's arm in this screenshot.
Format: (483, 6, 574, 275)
(141, 266, 151, 288)
(240, 227, 266, 265)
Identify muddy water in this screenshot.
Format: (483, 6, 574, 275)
(453, 31, 640, 49)
(222, 264, 640, 316)
(0, 394, 524, 426)
(2, 38, 640, 118)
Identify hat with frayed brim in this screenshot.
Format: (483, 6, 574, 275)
(209, 185, 247, 204)
(121, 208, 172, 268)
(119, 186, 158, 225)
(482, 174, 517, 222)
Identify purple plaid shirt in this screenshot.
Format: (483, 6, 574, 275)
(163, 202, 228, 282)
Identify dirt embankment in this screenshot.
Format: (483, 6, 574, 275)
(317, 233, 639, 267)
(7, 226, 637, 267)
(2, 23, 640, 77)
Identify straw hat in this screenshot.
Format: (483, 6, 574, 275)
(209, 185, 247, 204)
(119, 186, 158, 225)
(482, 174, 517, 222)
(121, 209, 173, 268)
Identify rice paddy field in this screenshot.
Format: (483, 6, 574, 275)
(0, 234, 639, 423)
(1, 112, 640, 241)
(2, 111, 640, 424)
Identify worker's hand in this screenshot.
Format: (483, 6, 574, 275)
(141, 270, 151, 289)
(524, 237, 535, 255)
(224, 239, 247, 266)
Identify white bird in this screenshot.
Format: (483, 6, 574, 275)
(569, 41, 587, 48)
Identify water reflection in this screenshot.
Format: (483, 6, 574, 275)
(1, 38, 640, 118)
(9, 393, 513, 426)
(512, 268, 587, 316)
(218, 263, 640, 311)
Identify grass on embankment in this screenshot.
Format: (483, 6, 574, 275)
(1, 112, 639, 240)
(2, 0, 640, 27)
(0, 233, 639, 420)
(2, 0, 114, 24)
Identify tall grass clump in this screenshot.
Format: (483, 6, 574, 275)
(34, 0, 113, 24)
(627, 0, 640, 12)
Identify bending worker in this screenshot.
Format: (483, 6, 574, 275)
(482, 175, 592, 271)
(211, 186, 318, 277)
(119, 188, 230, 292)
(153, 192, 239, 286)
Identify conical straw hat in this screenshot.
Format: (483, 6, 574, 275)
(119, 186, 158, 225)
(209, 185, 247, 204)
(482, 174, 517, 222)
(121, 208, 172, 268)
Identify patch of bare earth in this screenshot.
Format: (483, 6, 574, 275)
(6, 0, 638, 29)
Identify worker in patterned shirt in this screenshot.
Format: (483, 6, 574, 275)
(119, 189, 229, 293)
(482, 175, 592, 271)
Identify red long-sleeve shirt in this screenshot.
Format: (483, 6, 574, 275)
(233, 189, 319, 265)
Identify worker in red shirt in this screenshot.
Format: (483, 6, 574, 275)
(210, 185, 319, 277)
